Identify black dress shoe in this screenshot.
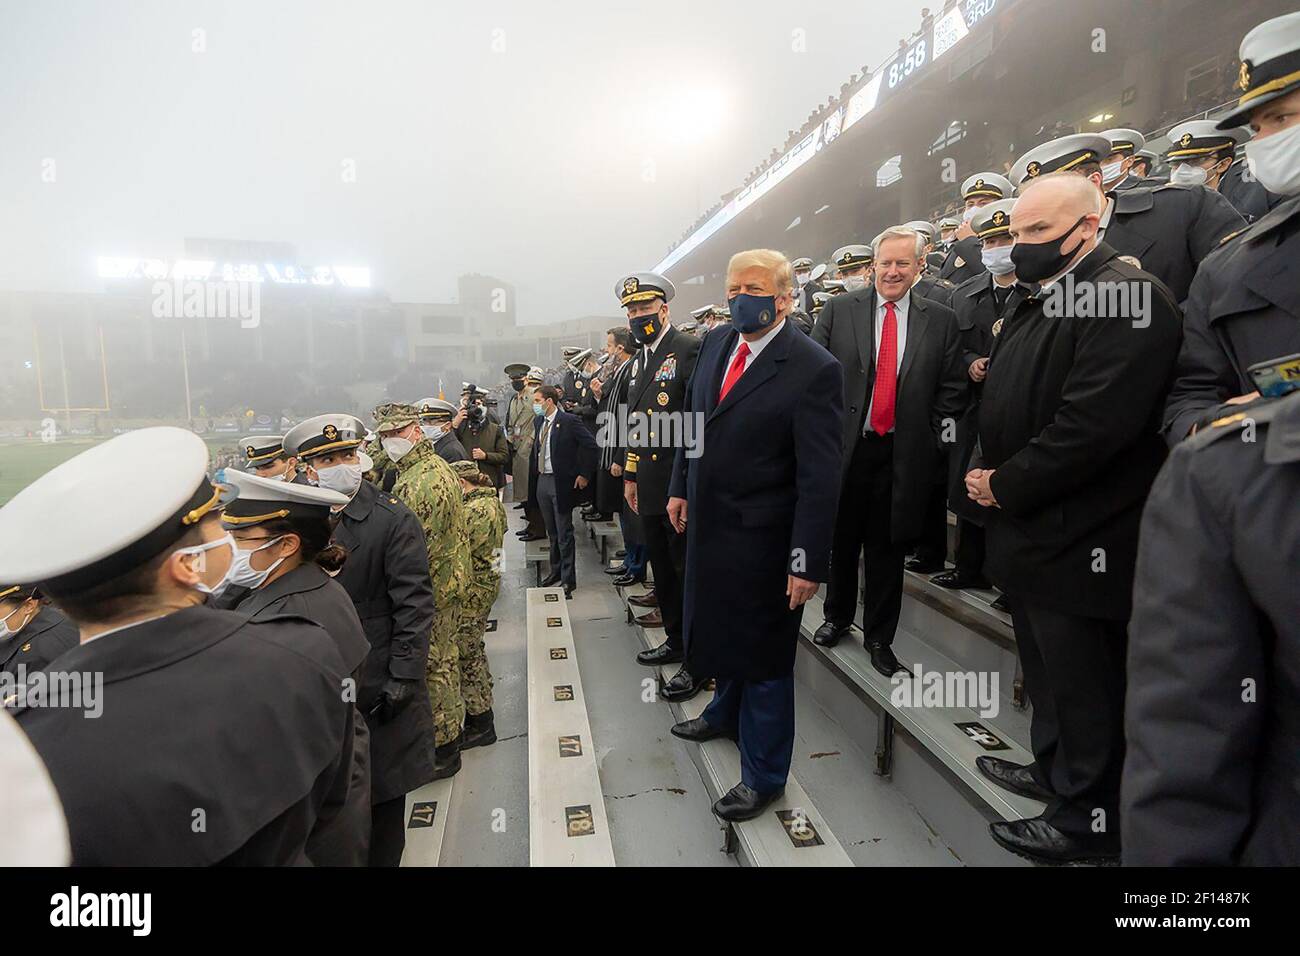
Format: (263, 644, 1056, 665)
(586, 512, 609, 522)
(975, 756, 1054, 801)
(904, 555, 946, 573)
(540, 572, 562, 587)
(612, 573, 643, 587)
(670, 716, 733, 742)
(604, 564, 629, 576)
(866, 641, 907, 677)
(660, 667, 707, 702)
(930, 569, 991, 590)
(519, 531, 546, 542)
(989, 816, 1120, 866)
(812, 620, 850, 647)
(512, 503, 526, 510)
(990, 593, 1010, 612)
(614, 549, 626, 559)
(713, 782, 783, 822)
(565, 586, 574, 600)
(636, 643, 683, 666)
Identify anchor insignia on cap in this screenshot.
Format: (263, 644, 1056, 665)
(323, 424, 339, 441)
(1026, 161, 1041, 178)
(1239, 60, 1251, 92)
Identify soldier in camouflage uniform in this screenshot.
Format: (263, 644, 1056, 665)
(449, 460, 507, 748)
(373, 402, 473, 780)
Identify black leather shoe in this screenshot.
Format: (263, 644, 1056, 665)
(866, 641, 907, 677)
(713, 782, 783, 822)
(975, 756, 1054, 801)
(540, 572, 561, 587)
(604, 564, 629, 576)
(564, 586, 574, 600)
(990, 593, 1010, 612)
(462, 710, 497, 750)
(812, 620, 850, 647)
(612, 573, 643, 587)
(587, 512, 609, 522)
(432, 734, 463, 780)
(519, 532, 546, 542)
(614, 549, 626, 559)
(904, 555, 945, 573)
(989, 817, 1120, 866)
(660, 667, 707, 702)
(930, 569, 991, 590)
(670, 716, 734, 742)
(512, 503, 526, 510)
(636, 643, 683, 666)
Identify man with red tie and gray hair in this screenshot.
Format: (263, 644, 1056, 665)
(809, 226, 968, 677)
(665, 249, 843, 821)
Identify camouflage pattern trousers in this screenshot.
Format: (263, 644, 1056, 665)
(456, 590, 496, 718)
(426, 606, 464, 747)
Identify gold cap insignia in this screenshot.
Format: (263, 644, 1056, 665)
(323, 423, 339, 441)
(623, 277, 639, 295)
(246, 445, 256, 457)
(974, 178, 984, 189)
(1026, 161, 1041, 178)
(992, 210, 1006, 226)
(1239, 60, 1251, 92)
(1180, 132, 1193, 147)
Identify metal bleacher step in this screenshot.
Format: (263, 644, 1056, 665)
(584, 518, 621, 564)
(525, 586, 616, 866)
(617, 581, 852, 867)
(400, 777, 454, 866)
(523, 539, 549, 586)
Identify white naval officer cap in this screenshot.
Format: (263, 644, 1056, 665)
(960, 172, 1014, 202)
(0, 427, 231, 592)
(219, 469, 348, 529)
(1100, 128, 1146, 156)
(1217, 11, 1300, 129)
(283, 414, 367, 462)
(1009, 133, 1112, 190)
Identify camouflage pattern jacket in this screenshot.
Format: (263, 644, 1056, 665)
(462, 485, 507, 606)
(390, 439, 472, 609)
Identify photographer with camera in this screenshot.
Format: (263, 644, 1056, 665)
(454, 383, 510, 490)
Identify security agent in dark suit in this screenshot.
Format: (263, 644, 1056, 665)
(1162, 12, 1300, 443)
(932, 200, 1032, 593)
(0, 586, 78, 678)
(1010, 132, 1246, 302)
(1123, 390, 1300, 865)
(528, 385, 599, 598)
(287, 414, 439, 867)
(965, 173, 1183, 865)
(616, 273, 703, 691)
(665, 249, 844, 822)
(810, 227, 967, 677)
(1, 427, 365, 865)
(939, 172, 1014, 287)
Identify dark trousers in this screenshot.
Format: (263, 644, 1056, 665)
(368, 796, 407, 867)
(617, 511, 647, 578)
(1012, 597, 1127, 838)
(913, 475, 949, 564)
(536, 473, 577, 589)
(953, 517, 986, 578)
(702, 676, 795, 794)
(642, 511, 687, 650)
(523, 498, 545, 536)
(824, 434, 906, 647)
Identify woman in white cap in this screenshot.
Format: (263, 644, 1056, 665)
(219, 469, 374, 866)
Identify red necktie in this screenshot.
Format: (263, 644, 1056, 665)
(718, 342, 751, 403)
(869, 301, 898, 435)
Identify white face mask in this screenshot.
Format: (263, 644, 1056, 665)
(229, 536, 288, 590)
(0, 604, 31, 640)
(1170, 163, 1208, 187)
(795, 272, 811, 286)
(315, 461, 364, 497)
(174, 532, 237, 598)
(421, 424, 445, 441)
(381, 436, 414, 462)
(981, 245, 1017, 276)
(843, 274, 868, 292)
(1246, 122, 1300, 196)
(1101, 159, 1126, 185)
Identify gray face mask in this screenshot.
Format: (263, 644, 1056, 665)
(843, 274, 868, 292)
(1170, 163, 1209, 188)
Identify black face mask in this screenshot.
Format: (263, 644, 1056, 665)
(1010, 215, 1090, 284)
(629, 308, 663, 345)
(511, 380, 525, 392)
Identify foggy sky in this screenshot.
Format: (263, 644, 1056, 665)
(1, 0, 926, 324)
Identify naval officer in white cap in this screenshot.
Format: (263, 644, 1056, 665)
(0, 427, 363, 865)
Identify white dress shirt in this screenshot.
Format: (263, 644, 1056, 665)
(539, 408, 558, 474)
(864, 294, 910, 432)
(722, 318, 783, 385)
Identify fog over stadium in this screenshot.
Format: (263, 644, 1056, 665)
(0, 0, 920, 319)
